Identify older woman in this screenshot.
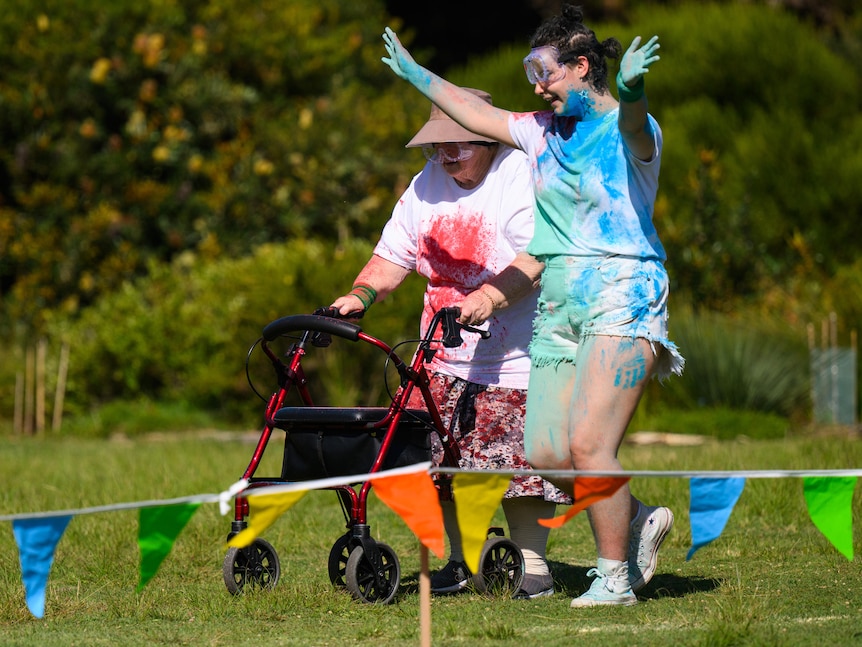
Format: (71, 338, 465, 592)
(333, 88, 571, 599)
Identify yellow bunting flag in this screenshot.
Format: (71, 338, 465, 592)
(227, 490, 308, 549)
(371, 470, 445, 558)
(539, 476, 631, 528)
(452, 473, 512, 574)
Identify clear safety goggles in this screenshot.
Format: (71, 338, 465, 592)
(421, 142, 492, 164)
(522, 45, 571, 85)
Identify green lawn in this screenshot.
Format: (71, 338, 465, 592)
(0, 431, 860, 646)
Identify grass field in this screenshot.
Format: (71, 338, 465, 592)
(1, 430, 860, 646)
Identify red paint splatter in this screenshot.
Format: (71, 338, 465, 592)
(418, 206, 496, 313)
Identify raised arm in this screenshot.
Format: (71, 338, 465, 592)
(382, 27, 516, 148)
(616, 35, 661, 161)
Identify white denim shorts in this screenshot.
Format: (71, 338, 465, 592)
(529, 255, 684, 381)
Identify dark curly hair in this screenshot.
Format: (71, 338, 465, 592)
(529, 4, 621, 94)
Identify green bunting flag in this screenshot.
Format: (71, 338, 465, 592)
(802, 476, 856, 561)
(137, 503, 201, 592)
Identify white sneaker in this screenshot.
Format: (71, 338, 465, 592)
(570, 559, 637, 608)
(628, 504, 674, 592)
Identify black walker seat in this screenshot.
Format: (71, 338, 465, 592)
(273, 406, 433, 482)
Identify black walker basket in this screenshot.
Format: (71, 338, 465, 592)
(276, 406, 433, 481)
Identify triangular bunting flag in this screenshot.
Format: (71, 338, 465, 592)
(687, 477, 745, 560)
(538, 476, 630, 528)
(452, 473, 511, 574)
(138, 503, 201, 592)
(12, 515, 73, 618)
(227, 490, 308, 549)
(371, 470, 445, 558)
(803, 476, 856, 561)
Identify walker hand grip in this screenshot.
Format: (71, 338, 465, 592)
(262, 314, 362, 342)
(439, 307, 491, 347)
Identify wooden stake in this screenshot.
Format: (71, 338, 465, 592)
(35, 338, 46, 435)
(24, 345, 34, 435)
(14, 371, 23, 434)
(420, 544, 431, 647)
(53, 342, 70, 433)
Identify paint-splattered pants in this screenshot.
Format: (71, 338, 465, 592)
(524, 255, 684, 466)
(529, 255, 684, 377)
(407, 372, 571, 504)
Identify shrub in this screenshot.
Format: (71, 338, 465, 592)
(643, 307, 810, 421)
(47, 238, 425, 429)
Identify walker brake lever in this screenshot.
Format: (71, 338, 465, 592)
(461, 323, 491, 339)
(440, 307, 491, 347)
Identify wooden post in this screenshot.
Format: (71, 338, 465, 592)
(23, 345, 35, 435)
(35, 338, 46, 434)
(14, 371, 23, 434)
(52, 342, 70, 433)
(853, 329, 859, 428)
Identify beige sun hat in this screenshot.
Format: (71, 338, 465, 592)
(405, 87, 496, 148)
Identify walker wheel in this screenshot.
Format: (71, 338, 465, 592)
(327, 532, 353, 587)
(472, 536, 525, 597)
(344, 542, 401, 604)
(223, 538, 281, 594)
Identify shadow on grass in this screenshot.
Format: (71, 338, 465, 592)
(399, 561, 721, 600)
(550, 560, 721, 599)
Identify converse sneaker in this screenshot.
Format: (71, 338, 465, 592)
(513, 573, 555, 599)
(570, 559, 637, 608)
(628, 504, 674, 592)
(430, 560, 471, 594)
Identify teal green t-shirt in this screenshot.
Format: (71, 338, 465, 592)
(509, 109, 665, 261)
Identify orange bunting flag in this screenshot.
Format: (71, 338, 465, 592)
(539, 476, 631, 528)
(226, 490, 308, 549)
(371, 470, 445, 559)
(452, 473, 512, 574)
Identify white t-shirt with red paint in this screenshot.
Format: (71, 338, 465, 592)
(374, 146, 536, 388)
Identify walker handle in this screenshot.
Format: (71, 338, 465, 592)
(262, 314, 361, 342)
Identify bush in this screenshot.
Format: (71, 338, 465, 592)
(638, 306, 811, 425)
(46, 238, 425, 429)
(0, 0, 419, 334)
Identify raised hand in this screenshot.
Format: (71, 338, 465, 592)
(619, 35, 660, 87)
(381, 27, 422, 82)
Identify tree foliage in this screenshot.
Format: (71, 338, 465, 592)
(634, 4, 862, 311)
(0, 0, 423, 333)
(452, 3, 862, 315)
(2, 1, 862, 426)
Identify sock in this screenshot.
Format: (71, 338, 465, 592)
(441, 500, 464, 563)
(596, 558, 631, 593)
(503, 497, 555, 576)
